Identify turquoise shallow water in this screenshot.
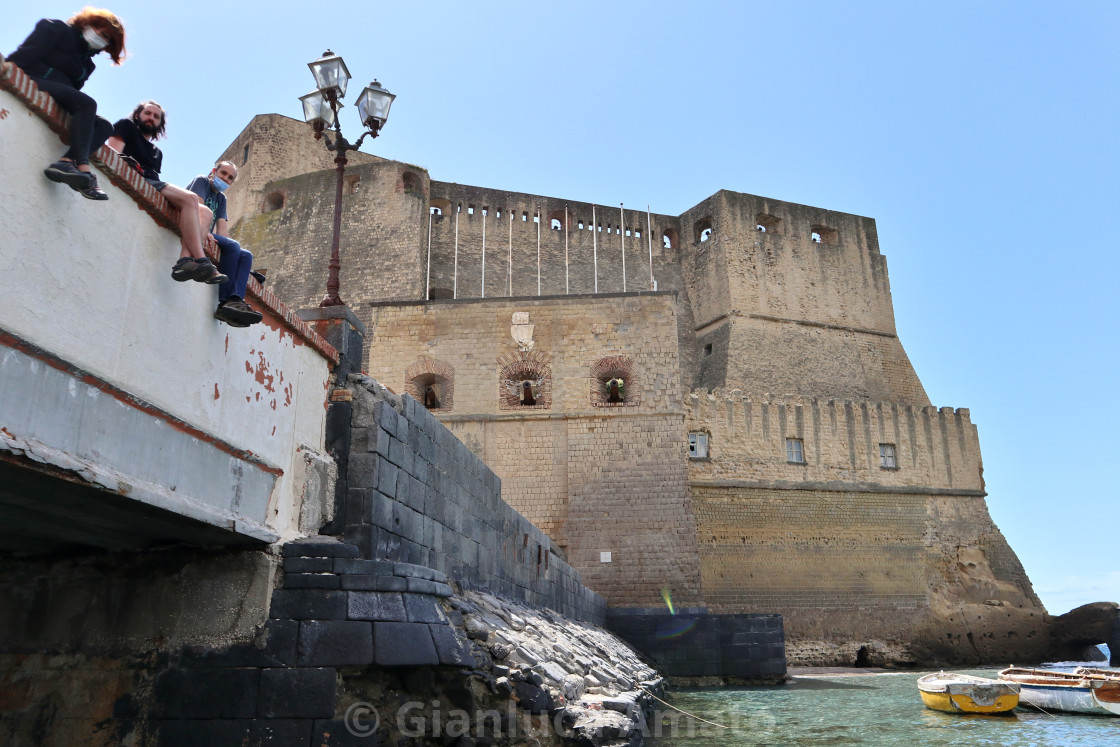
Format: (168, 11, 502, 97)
(647, 666, 1120, 746)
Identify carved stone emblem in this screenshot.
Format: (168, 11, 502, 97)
(511, 312, 534, 352)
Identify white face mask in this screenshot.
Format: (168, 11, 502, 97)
(82, 28, 109, 51)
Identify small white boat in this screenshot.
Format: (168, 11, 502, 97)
(917, 672, 1019, 714)
(998, 667, 1120, 715)
(1075, 668, 1120, 715)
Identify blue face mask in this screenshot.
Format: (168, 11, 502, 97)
(211, 175, 230, 192)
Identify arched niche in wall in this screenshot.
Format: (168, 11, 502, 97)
(402, 170, 424, 197)
(497, 351, 553, 410)
(405, 358, 454, 412)
(756, 213, 781, 234)
(429, 197, 452, 217)
(694, 217, 713, 243)
(263, 191, 285, 213)
(662, 227, 678, 250)
(590, 355, 639, 407)
(810, 224, 838, 245)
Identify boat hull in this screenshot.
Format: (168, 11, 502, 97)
(919, 688, 1019, 714)
(917, 673, 1020, 714)
(1000, 667, 1120, 716)
(1019, 683, 1102, 714)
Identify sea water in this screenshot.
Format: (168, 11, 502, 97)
(647, 660, 1120, 746)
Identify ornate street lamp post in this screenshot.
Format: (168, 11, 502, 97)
(300, 50, 395, 307)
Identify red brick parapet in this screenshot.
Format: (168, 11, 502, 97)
(0, 56, 338, 366)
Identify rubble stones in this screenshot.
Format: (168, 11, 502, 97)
(456, 590, 664, 747)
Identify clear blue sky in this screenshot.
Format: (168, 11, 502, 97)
(7, 2, 1117, 616)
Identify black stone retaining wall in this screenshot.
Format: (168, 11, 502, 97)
(140, 538, 478, 745)
(606, 608, 786, 680)
(342, 375, 606, 624)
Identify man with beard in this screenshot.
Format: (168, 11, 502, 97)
(106, 100, 226, 284)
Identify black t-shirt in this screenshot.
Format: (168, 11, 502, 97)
(112, 118, 163, 180)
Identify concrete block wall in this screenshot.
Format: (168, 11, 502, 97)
(344, 376, 606, 623)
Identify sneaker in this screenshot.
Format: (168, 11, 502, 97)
(171, 257, 202, 282)
(44, 160, 92, 190)
(214, 298, 262, 327)
(190, 259, 229, 285)
(78, 173, 108, 201)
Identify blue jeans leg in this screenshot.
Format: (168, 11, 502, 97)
(30, 77, 112, 165)
(213, 234, 252, 302)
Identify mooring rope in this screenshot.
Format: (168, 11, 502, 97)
(638, 687, 731, 729)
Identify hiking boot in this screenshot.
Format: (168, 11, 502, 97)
(171, 257, 202, 282)
(44, 160, 92, 190)
(214, 297, 262, 327)
(79, 173, 108, 201)
(190, 259, 229, 285)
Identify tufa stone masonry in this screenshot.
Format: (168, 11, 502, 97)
(219, 114, 1049, 666)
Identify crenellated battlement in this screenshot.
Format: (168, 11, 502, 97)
(685, 389, 982, 494)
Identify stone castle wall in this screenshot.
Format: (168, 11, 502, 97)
(214, 115, 1048, 665)
(217, 114, 379, 228)
(231, 158, 430, 308)
(424, 183, 682, 299)
(685, 393, 980, 490)
(364, 294, 703, 608)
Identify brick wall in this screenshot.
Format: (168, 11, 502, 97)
(685, 392, 980, 491)
(364, 294, 704, 608)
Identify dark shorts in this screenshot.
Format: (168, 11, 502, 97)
(145, 177, 168, 192)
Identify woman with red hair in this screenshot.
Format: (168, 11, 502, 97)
(8, 7, 126, 200)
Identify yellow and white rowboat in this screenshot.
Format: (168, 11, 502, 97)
(918, 672, 1020, 714)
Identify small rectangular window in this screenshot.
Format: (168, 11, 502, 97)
(689, 432, 709, 459)
(880, 443, 898, 469)
(786, 438, 805, 464)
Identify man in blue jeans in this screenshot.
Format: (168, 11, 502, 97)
(187, 162, 264, 327)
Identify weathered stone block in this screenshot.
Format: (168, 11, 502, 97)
(258, 667, 337, 718)
(334, 558, 395, 575)
(298, 620, 374, 667)
(270, 590, 347, 621)
(429, 623, 475, 667)
(282, 539, 360, 559)
(340, 574, 407, 592)
(373, 622, 439, 666)
(403, 593, 446, 624)
(286, 557, 334, 573)
(347, 591, 407, 622)
(152, 668, 260, 718)
(284, 573, 342, 590)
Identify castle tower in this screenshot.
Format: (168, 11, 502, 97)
(679, 191, 928, 403)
